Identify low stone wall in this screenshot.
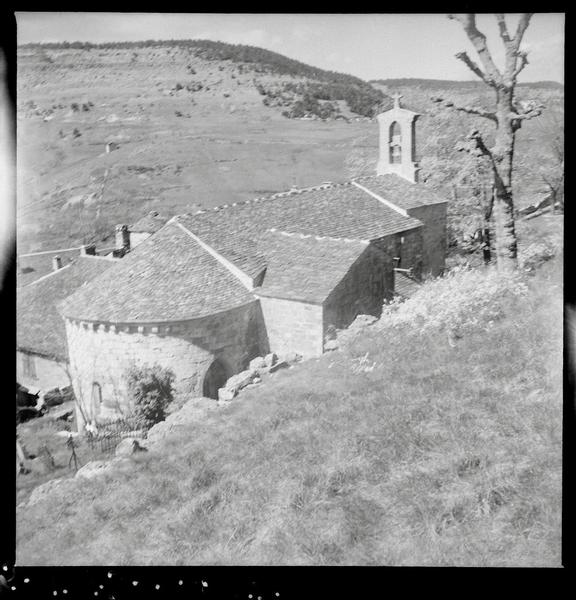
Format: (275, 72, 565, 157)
(65, 300, 267, 430)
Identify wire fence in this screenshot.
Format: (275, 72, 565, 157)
(84, 417, 146, 456)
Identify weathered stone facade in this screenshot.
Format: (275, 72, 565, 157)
(323, 244, 393, 331)
(259, 296, 323, 358)
(405, 204, 447, 276)
(65, 300, 267, 429)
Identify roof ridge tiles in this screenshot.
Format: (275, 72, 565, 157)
(268, 228, 368, 244)
(189, 180, 356, 215)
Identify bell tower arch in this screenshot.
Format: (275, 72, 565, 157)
(376, 93, 420, 183)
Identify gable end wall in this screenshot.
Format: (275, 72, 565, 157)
(407, 203, 447, 276)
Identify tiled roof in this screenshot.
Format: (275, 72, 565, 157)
(357, 174, 447, 210)
(178, 180, 422, 278)
(59, 221, 256, 323)
(17, 248, 82, 287)
(394, 271, 422, 299)
(17, 256, 117, 361)
(130, 210, 169, 234)
(254, 231, 369, 303)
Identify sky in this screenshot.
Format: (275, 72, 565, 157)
(15, 13, 564, 83)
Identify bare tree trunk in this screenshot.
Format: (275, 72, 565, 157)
(491, 87, 518, 270)
(435, 14, 543, 271)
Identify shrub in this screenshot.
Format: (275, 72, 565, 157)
(125, 364, 175, 430)
(72, 128, 81, 138)
(379, 265, 529, 339)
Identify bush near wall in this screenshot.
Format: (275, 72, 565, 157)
(125, 364, 175, 430)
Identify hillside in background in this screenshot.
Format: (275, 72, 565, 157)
(17, 41, 385, 253)
(17, 41, 563, 255)
(372, 78, 564, 91)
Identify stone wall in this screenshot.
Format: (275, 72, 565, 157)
(16, 351, 69, 391)
(406, 203, 447, 276)
(259, 296, 324, 358)
(372, 227, 423, 280)
(65, 300, 267, 430)
(323, 245, 394, 332)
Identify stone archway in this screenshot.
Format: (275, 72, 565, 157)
(202, 359, 228, 399)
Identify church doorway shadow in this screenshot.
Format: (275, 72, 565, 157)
(202, 358, 229, 399)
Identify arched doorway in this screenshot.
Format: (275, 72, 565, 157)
(202, 359, 228, 399)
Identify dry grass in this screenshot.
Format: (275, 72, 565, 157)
(16, 257, 563, 566)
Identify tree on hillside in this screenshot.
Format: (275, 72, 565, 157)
(433, 13, 545, 271)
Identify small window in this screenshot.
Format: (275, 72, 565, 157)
(389, 121, 402, 164)
(22, 354, 37, 379)
(389, 121, 402, 143)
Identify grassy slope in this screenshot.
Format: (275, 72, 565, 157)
(17, 45, 563, 255)
(16, 256, 562, 566)
(17, 45, 375, 253)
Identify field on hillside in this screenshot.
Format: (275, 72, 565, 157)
(17, 44, 374, 253)
(16, 253, 563, 567)
(17, 43, 563, 257)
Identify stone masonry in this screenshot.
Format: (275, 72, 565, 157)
(65, 300, 267, 429)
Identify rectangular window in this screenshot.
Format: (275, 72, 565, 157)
(22, 353, 37, 379)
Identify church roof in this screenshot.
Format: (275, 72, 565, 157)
(58, 221, 256, 323)
(57, 175, 444, 324)
(17, 248, 82, 287)
(254, 230, 369, 304)
(177, 179, 423, 279)
(17, 255, 117, 361)
(356, 175, 447, 211)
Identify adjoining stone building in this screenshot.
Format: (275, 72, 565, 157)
(16, 254, 118, 393)
(56, 97, 447, 429)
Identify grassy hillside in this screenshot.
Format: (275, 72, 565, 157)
(17, 42, 563, 260)
(16, 254, 562, 566)
(17, 42, 382, 254)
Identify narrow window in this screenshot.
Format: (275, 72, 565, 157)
(389, 121, 402, 164)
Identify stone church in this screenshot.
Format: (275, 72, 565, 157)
(57, 96, 447, 428)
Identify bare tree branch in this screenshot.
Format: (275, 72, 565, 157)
(512, 101, 545, 120)
(455, 129, 495, 164)
(513, 13, 534, 49)
(512, 51, 529, 79)
(454, 51, 490, 83)
(448, 13, 503, 86)
(432, 96, 497, 122)
(495, 14, 511, 43)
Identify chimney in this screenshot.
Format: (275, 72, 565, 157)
(52, 255, 62, 271)
(80, 244, 96, 256)
(115, 224, 130, 253)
